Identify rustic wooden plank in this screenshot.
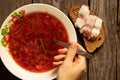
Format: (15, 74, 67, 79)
(33, 0, 88, 80)
(117, 0, 120, 78)
(0, 0, 32, 79)
(33, 0, 88, 15)
(89, 0, 118, 80)
(117, 31, 120, 80)
(118, 0, 120, 24)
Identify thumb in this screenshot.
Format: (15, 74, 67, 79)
(64, 42, 77, 63)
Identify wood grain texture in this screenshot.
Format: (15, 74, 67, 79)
(33, 0, 88, 15)
(117, 31, 120, 80)
(89, 0, 118, 80)
(118, 0, 120, 25)
(0, 0, 32, 80)
(117, 0, 120, 78)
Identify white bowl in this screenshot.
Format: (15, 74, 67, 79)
(0, 3, 77, 80)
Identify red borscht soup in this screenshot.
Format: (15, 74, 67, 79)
(6, 12, 69, 72)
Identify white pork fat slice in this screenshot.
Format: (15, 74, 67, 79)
(86, 15, 97, 27)
(79, 5, 90, 19)
(91, 28, 100, 37)
(75, 18, 85, 28)
(80, 26, 92, 37)
(94, 17, 102, 29)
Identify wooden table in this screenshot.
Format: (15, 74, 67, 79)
(0, 0, 120, 80)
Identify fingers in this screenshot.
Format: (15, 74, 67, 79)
(58, 48, 68, 54)
(64, 42, 77, 63)
(74, 44, 86, 63)
(74, 42, 86, 63)
(53, 48, 67, 66)
(53, 61, 63, 66)
(78, 55, 87, 71)
(64, 42, 86, 64)
(54, 54, 66, 61)
(53, 41, 86, 66)
(78, 55, 86, 63)
(54, 48, 67, 62)
(74, 55, 86, 63)
(53, 55, 65, 66)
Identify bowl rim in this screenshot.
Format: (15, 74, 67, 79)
(0, 3, 77, 80)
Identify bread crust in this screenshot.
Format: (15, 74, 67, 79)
(69, 6, 105, 53)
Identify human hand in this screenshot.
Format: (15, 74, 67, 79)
(53, 42, 86, 80)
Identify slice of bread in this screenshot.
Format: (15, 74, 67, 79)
(69, 6, 105, 53)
